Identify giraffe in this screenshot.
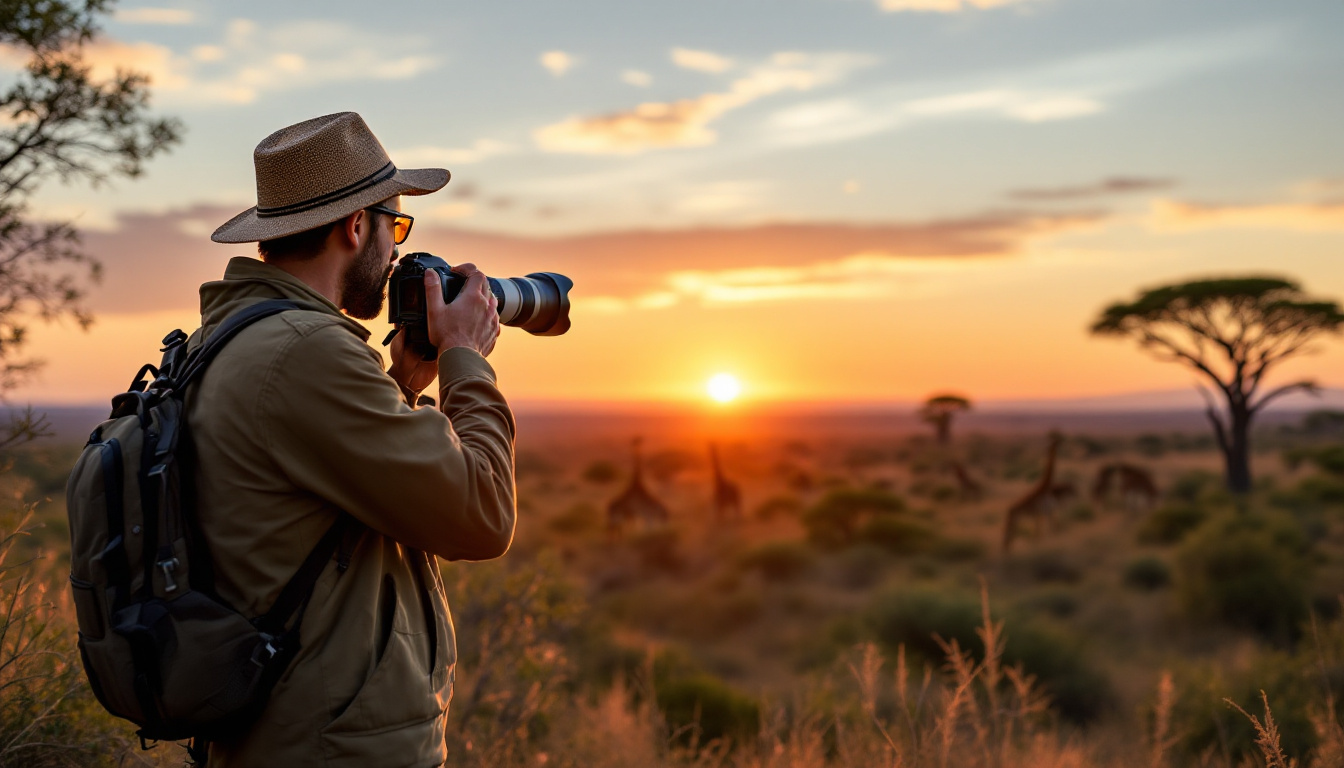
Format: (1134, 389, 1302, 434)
(1002, 434, 1063, 553)
(709, 442, 743, 522)
(1091, 463, 1159, 513)
(944, 459, 984, 502)
(607, 437, 670, 537)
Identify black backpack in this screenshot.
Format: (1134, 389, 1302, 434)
(66, 299, 357, 756)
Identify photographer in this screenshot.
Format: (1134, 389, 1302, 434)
(196, 112, 515, 766)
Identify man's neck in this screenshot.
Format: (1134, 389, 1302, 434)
(268, 256, 342, 308)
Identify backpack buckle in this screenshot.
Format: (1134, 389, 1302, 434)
(251, 637, 280, 667)
(156, 557, 181, 593)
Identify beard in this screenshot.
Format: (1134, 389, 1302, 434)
(339, 236, 393, 320)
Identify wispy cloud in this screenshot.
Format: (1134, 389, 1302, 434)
(1149, 200, 1344, 232)
(3, 18, 442, 106)
(876, 0, 1038, 12)
(1011, 176, 1175, 201)
(393, 139, 515, 166)
(671, 47, 734, 73)
(906, 89, 1103, 122)
(540, 50, 574, 76)
(622, 69, 652, 87)
(534, 52, 873, 154)
(115, 7, 194, 25)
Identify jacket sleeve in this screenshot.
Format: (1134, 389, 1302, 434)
(259, 324, 516, 561)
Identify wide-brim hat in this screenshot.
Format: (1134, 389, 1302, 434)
(212, 112, 449, 243)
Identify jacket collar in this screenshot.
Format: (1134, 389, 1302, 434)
(199, 256, 372, 341)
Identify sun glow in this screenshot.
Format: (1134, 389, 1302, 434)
(706, 373, 742, 403)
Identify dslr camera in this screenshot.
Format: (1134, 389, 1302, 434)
(386, 252, 573, 359)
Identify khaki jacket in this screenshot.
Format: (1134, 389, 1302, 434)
(186, 257, 516, 767)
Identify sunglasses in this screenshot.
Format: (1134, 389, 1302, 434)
(365, 203, 414, 245)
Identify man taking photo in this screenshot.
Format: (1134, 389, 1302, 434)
(195, 111, 515, 766)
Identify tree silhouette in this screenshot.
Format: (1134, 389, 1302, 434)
(1091, 276, 1344, 494)
(919, 393, 971, 444)
(0, 0, 180, 442)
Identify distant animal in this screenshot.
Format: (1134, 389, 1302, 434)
(607, 437, 670, 537)
(1091, 463, 1159, 513)
(1003, 434, 1063, 553)
(709, 442, 743, 522)
(945, 460, 984, 502)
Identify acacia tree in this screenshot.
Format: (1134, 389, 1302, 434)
(919, 393, 971, 444)
(1091, 276, 1344, 494)
(0, 0, 181, 400)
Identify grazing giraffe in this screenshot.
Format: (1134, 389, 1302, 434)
(1002, 434, 1063, 553)
(945, 459, 984, 502)
(709, 442, 743, 522)
(1091, 463, 1159, 513)
(607, 437, 669, 537)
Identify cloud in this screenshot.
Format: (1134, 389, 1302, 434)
(77, 206, 1102, 314)
(671, 47, 734, 73)
(535, 52, 872, 154)
(876, 0, 1038, 12)
(115, 7, 194, 25)
(906, 89, 1104, 122)
(1149, 200, 1344, 233)
(621, 69, 652, 87)
(540, 50, 574, 76)
(0, 19, 442, 106)
(393, 139, 515, 166)
(1011, 176, 1176, 201)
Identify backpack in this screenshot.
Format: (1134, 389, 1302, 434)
(65, 299, 358, 755)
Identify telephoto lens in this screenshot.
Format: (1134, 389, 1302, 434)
(386, 252, 573, 358)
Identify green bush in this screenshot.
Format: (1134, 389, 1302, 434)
(1167, 470, 1220, 503)
(831, 543, 892, 589)
(1008, 549, 1083, 584)
(738, 540, 815, 581)
(656, 674, 761, 746)
(631, 527, 684, 574)
(863, 589, 1112, 724)
(1175, 515, 1312, 643)
(1137, 503, 1208, 545)
(1122, 556, 1172, 591)
(582, 459, 620, 484)
(803, 487, 907, 548)
(856, 515, 935, 555)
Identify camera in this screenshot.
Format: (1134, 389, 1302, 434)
(386, 252, 573, 359)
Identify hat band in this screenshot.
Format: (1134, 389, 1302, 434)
(255, 162, 397, 218)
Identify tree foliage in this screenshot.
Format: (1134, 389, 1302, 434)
(0, 0, 181, 394)
(918, 393, 971, 444)
(1092, 276, 1344, 491)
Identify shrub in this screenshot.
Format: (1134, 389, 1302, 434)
(582, 460, 620, 484)
(1137, 503, 1208, 545)
(1167, 470, 1220, 503)
(737, 540, 815, 581)
(655, 674, 761, 747)
(1008, 549, 1083, 584)
(1122, 555, 1172, 591)
(753, 495, 801, 521)
(548, 502, 600, 535)
(856, 515, 935, 555)
(1175, 515, 1311, 643)
(831, 543, 892, 590)
(631, 527, 683, 574)
(864, 588, 1112, 723)
(803, 487, 906, 548)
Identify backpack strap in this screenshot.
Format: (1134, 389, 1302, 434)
(175, 299, 316, 390)
(253, 513, 357, 638)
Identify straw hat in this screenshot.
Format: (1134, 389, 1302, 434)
(212, 112, 449, 243)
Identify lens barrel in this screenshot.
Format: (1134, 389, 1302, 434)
(488, 273, 573, 336)
(388, 253, 573, 340)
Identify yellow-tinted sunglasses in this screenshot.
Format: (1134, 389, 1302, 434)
(365, 204, 414, 245)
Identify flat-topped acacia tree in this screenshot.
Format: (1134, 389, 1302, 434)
(1091, 276, 1344, 494)
(919, 394, 972, 444)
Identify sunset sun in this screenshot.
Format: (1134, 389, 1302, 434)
(706, 373, 742, 404)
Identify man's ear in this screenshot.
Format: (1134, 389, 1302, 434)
(335, 209, 367, 251)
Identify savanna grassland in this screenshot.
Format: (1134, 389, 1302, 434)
(4, 407, 1344, 767)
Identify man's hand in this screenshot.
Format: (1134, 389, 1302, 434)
(387, 329, 439, 399)
(427, 263, 499, 358)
